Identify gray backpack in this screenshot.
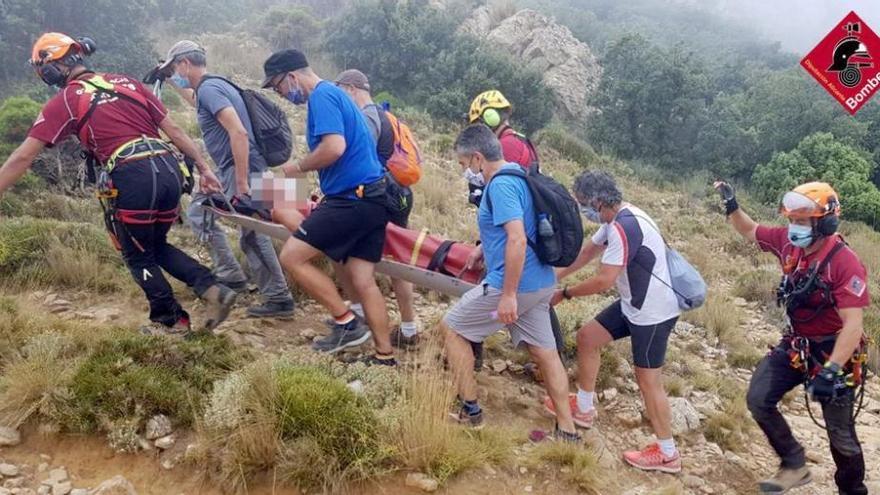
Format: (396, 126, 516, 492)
(621, 212, 707, 311)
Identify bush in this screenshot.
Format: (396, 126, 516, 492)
(732, 269, 779, 306)
(0, 96, 41, 160)
(527, 442, 603, 493)
(64, 334, 245, 432)
(0, 217, 125, 291)
(256, 6, 323, 51)
(199, 357, 383, 493)
(535, 125, 599, 168)
(752, 132, 880, 229)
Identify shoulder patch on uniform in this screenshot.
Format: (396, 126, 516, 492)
(845, 275, 866, 298)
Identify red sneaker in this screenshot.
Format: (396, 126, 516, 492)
(623, 443, 681, 473)
(542, 393, 597, 429)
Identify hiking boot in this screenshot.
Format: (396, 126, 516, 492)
(390, 326, 420, 348)
(449, 406, 484, 429)
(312, 316, 372, 353)
(219, 279, 249, 293)
(758, 466, 812, 493)
(543, 393, 597, 429)
(359, 354, 398, 367)
(202, 284, 237, 331)
(246, 299, 295, 318)
(140, 317, 191, 337)
(623, 443, 682, 474)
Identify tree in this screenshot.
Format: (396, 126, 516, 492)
(324, 0, 554, 133)
(752, 132, 880, 229)
(0, 0, 155, 94)
(256, 6, 323, 51)
(587, 35, 711, 171)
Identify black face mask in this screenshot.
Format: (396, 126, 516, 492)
(37, 62, 70, 88)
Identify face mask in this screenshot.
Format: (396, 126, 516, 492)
(580, 205, 601, 224)
(463, 168, 485, 187)
(788, 223, 814, 248)
(285, 76, 307, 105)
(171, 71, 190, 89)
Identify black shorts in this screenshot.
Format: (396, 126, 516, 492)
(386, 179, 413, 228)
(595, 300, 678, 369)
(293, 196, 388, 263)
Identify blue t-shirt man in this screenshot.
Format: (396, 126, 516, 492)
(479, 163, 556, 292)
(196, 77, 268, 196)
(306, 81, 383, 197)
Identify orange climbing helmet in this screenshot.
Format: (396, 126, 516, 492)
(780, 182, 841, 219)
(30, 33, 83, 66)
(29, 33, 96, 87)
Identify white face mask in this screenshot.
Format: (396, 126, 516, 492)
(463, 168, 485, 187)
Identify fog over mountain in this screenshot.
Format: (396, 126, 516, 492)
(713, 0, 880, 54)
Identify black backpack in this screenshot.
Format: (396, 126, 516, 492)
(485, 168, 583, 267)
(199, 76, 293, 167)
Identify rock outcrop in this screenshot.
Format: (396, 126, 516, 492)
(461, 8, 601, 119)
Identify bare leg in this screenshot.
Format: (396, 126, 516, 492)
(576, 319, 615, 395)
(278, 237, 347, 317)
(529, 345, 576, 433)
(442, 320, 477, 400)
(635, 367, 673, 440)
(391, 277, 416, 324)
(346, 257, 391, 354)
(271, 208, 304, 232)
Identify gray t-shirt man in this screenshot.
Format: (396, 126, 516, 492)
(196, 77, 268, 196)
(187, 75, 292, 309)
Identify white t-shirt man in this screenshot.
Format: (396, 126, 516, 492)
(591, 204, 680, 325)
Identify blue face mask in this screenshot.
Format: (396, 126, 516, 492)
(170, 72, 190, 89)
(286, 88, 306, 105)
(788, 223, 814, 248)
(580, 205, 601, 224)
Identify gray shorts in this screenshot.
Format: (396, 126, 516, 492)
(443, 285, 556, 350)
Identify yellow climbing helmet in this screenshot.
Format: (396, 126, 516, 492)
(468, 90, 511, 127)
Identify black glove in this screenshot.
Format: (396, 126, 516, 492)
(143, 63, 169, 85)
(231, 194, 272, 221)
(714, 181, 739, 215)
(808, 362, 849, 403)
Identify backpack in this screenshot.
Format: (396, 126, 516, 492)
(199, 76, 292, 167)
(383, 110, 422, 187)
(485, 168, 583, 267)
(618, 211, 707, 311)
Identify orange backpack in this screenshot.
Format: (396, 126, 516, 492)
(384, 111, 422, 187)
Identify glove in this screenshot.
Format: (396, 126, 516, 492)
(714, 181, 739, 215)
(143, 63, 169, 85)
(231, 194, 272, 221)
(808, 362, 849, 403)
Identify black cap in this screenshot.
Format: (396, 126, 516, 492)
(261, 49, 309, 88)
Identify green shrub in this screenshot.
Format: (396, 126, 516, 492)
(256, 6, 323, 51)
(536, 125, 599, 167)
(64, 334, 245, 432)
(0, 217, 125, 291)
(0, 96, 41, 160)
(275, 367, 379, 468)
(200, 357, 384, 492)
(751, 132, 880, 229)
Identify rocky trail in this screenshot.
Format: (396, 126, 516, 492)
(1, 287, 879, 495)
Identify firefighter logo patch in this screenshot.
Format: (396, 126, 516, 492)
(846, 275, 866, 297)
(802, 11, 880, 115)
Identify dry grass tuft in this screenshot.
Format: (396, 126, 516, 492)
(526, 442, 604, 494)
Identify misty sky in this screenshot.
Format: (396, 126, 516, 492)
(715, 0, 880, 54)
